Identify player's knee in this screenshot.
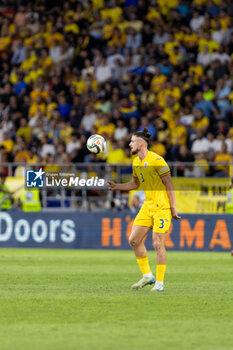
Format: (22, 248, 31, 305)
(129, 235, 138, 248)
(152, 239, 162, 252)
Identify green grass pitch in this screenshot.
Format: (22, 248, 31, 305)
(0, 249, 232, 350)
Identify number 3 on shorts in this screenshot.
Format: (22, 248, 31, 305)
(159, 219, 164, 228)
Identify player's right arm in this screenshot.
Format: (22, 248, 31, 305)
(108, 176, 140, 191)
(161, 173, 181, 220)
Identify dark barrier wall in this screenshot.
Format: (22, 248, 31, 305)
(0, 211, 232, 251)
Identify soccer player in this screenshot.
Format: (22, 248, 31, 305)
(108, 128, 180, 291)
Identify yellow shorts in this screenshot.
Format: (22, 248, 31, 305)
(133, 204, 172, 233)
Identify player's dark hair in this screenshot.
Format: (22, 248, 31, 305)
(133, 128, 151, 146)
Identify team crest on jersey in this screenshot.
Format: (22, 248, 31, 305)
(144, 162, 148, 168)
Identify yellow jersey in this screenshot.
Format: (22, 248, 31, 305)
(132, 151, 170, 211)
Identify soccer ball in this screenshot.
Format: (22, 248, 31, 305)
(86, 134, 106, 154)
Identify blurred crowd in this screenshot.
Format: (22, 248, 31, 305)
(0, 0, 233, 177)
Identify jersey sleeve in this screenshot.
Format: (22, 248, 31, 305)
(156, 158, 171, 178)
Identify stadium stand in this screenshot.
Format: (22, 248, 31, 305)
(0, 0, 233, 178)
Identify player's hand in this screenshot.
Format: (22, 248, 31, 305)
(108, 181, 117, 191)
(171, 207, 181, 220)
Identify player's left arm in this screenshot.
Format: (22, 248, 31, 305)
(161, 174, 181, 220)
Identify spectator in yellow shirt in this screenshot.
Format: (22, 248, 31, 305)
(108, 27, 126, 48)
(102, 17, 114, 40)
(171, 117, 187, 146)
(188, 61, 204, 80)
(0, 132, 14, 153)
(164, 34, 179, 56)
(72, 73, 87, 95)
(218, 10, 230, 30)
(150, 138, 167, 157)
(45, 95, 57, 120)
(97, 114, 116, 138)
(183, 27, 198, 49)
(215, 142, 231, 177)
(46, 27, 64, 48)
(170, 117, 187, 160)
(20, 49, 37, 71)
(64, 17, 79, 35)
(169, 45, 185, 66)
(29, 96, 46, 118)
(59, 121, 74, 144)
(107, 140, 126, 164)
(191, 109, 209, 134)
(30, 76, 49, 101)
(155, 118, 171, 144)
(27, 149, 38, 164)
(17, 118, 31, 142)
(198, 33, 219, 53)
(101, 2, 122, 24)
(117, 15, 129, 33)
(146, 5, 161, 21)
(24, 62, 44, 84)
(0, 31, 11, 51)
(151, 67, 167, 92)
(39, 48, 53, 72)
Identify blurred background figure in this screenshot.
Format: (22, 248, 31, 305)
(225, 178, 233, 214)
(0, 172, 13, 210)
(19, 188, 41, 212)
(129, 190, 145, 213)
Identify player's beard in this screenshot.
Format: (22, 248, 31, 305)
(131, 147, 140, 155)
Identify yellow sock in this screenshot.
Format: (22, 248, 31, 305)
(156, 264, 167, 282)
(136, 256, 151, 275)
